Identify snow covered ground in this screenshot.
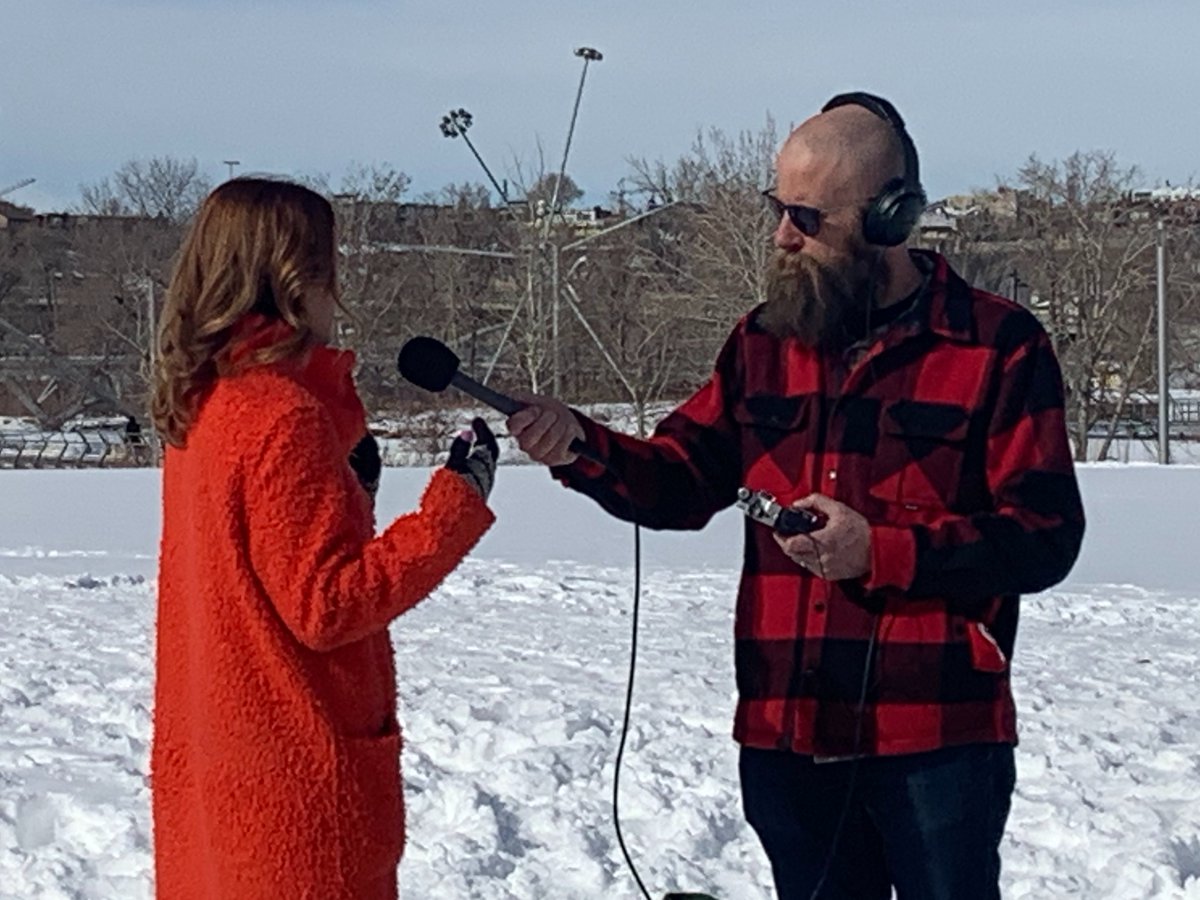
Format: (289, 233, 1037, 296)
(1, 464, 1199, 898)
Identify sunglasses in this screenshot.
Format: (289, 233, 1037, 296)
(761, 190, 826, 237)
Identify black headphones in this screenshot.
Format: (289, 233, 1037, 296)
(821, 91, 927, 247)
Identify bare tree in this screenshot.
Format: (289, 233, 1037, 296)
(408, 182, 516, 375)
(1166, 218, 1200, 390)
(524, 173, 584, 211)
(1009, 151, 1160, 459)
(0, 222, 139, 426)
(557, 220, 707, 433)
(315, 166, 522, 411)
(918, 192, 1023, 297)
(326, 162, 413, 351)
(74, 218, 180, 397)
(79, 157, 211, 223)
(628, 117, 781, 328)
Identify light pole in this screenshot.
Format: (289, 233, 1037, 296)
(547, 46, 603, 393)
(439, 109, 511, 205)
(546, 46, 604, 231)
(0, 177, 36, 200)
(1156, 220, 1170, 464)
(223, 160, 240, 180)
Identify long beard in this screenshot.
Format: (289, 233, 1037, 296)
(759, 247, 880, 351)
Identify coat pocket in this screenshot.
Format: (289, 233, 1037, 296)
(334, 726, 405, 880)
(964, 620, 1008, 673)
(869, 400, 971, 514)
(732, 394, 812, 497)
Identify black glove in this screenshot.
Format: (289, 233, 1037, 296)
(445, 417, 498, 501)
(348, 433, 382, 499)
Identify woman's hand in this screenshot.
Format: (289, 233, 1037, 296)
(445, 418, 499, 500)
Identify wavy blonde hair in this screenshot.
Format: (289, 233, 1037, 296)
(152, 178, 337, 447)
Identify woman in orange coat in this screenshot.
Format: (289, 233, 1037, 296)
(150, 178, 497, 899)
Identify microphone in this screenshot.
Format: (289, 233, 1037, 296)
(398, 336, 524, 415)
(397, 336, 601, 465)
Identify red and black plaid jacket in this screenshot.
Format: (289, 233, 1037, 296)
(554, 251, 1084, 758)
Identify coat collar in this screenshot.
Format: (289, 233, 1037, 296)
(908, 249, 977, 345)
(224, 314, 366, 455)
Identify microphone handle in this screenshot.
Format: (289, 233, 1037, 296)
(450, 371, 525, 416)
(448, 371, 603, 467)
(567, 437, 604, 467)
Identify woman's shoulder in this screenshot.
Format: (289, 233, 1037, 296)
(198, 366, 323, 443)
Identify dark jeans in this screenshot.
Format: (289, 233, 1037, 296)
(740, 743, 1016, 900)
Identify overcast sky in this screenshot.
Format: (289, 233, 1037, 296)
(2, 0, 1197, 212)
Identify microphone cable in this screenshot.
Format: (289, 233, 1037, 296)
(608, 485, 718, 900)
(611, 515, 655, 900)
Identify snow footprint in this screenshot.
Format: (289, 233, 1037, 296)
(14, 794, 56, 850)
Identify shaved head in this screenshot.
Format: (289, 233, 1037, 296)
(778, 104, 905, 205)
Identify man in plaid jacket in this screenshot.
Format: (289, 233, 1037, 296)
(509, 93, 1084, 900)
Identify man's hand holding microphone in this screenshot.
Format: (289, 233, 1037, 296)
(506, 394, 584, 468)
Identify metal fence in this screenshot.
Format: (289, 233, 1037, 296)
(1173, 399, 1200, 424)
(0, 428, 160, 469)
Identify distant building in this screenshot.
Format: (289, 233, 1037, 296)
(916, 203, 958, 239)
(0, 200, 35, 229)
(1124, 186, 1200, 225)
(1129, 186, 1200, 203)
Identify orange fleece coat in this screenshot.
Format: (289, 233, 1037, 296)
(152, 321, 494, 899)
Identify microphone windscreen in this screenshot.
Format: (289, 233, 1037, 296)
(397, 336, 459, 392)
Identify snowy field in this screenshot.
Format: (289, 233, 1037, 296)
(2, 464, 1199, 898)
